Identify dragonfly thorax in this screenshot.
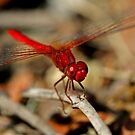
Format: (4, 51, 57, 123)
(51, 49, 75, 72)
(65, 61, 88, 82)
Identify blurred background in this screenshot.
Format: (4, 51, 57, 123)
(0, 0, 135, 135)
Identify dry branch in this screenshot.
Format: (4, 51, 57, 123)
(0, 94, 56, 135)
(23, 88, 112, 135)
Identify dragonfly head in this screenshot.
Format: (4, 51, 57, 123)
(66, 61, 88, 82)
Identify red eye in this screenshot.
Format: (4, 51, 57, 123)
(77, 61, 88, 73)
(75, 61, 88, 82)
(66, 63, 77, 80)
(75, 70, 87, 82)
(66, 61, 88, 82)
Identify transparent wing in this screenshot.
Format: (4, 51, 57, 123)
(0, 45, 41, 66)
(61, 10, 135, 50)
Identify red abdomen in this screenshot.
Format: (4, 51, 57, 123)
(51, 49, 75, 72)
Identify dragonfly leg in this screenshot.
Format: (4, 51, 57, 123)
(78, 82, 84, 89)
(65, 79, 73, 105)
(78, 82, 86, 100)
(54, 75, 66, 113)
(71, 80, 75, 91)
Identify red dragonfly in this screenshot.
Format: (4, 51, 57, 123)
(1, 12, 135, 107)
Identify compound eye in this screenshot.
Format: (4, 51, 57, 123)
(75, 70, 87, 82)
(77, 61, 88, 73)
(75, 61, 88, 82)
(66, 64, 77, 80)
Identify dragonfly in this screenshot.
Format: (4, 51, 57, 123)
(1, 11, 135, 109)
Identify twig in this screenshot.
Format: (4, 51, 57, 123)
(0, 94, 56, 135)
(72, 95, 112, 135)
(23, 88, 112, 135)
(23, 88, 60, 100)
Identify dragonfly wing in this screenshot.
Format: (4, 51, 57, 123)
(63, 11, 135, 50)
(0, 45, 41, 66)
